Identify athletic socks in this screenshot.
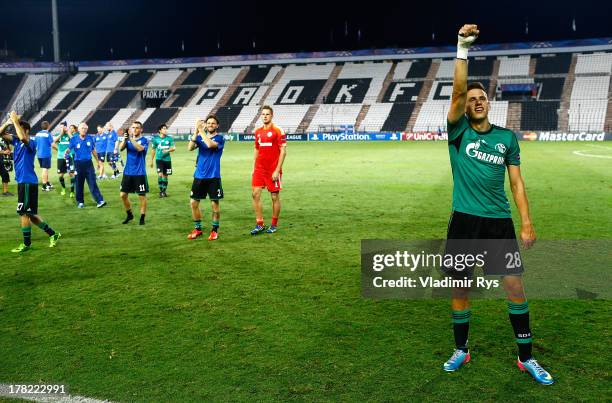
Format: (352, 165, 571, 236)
(59, 177, 66, 189)
(212, 220, 219, 232)
(22, 226, 32, 247)
(158, 177, 163, 191)
(36, 221, 56, 237)
(70, 177, 75, 192)
(123, 210, 134, 224)
(256, 218, 264, 227)
(508, 301, 533, 362)
(271, 216, 278, 227)
(139, 214, 145, 225)
(452, 308, 471, 353)
(194, 220, 202, 230)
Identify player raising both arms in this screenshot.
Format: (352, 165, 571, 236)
(150, 123, 175, 197)
(52, 122, 76, 197)
(250, 105, 286, 235)
(119, 121, 149, 225)
(187, 116, 225, 240)
(1, 112, 61, 253)
(441, 24, 553, 385)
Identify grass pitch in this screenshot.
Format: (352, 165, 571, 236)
(0, 141, 610, 401)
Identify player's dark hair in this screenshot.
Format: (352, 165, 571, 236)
(467, 82, 487, 93)
(158, 124, 167, 132)
(70, 124, 78, 131)
(20, 120, 31, 132)
(41, 121, 49, 130)
(206, 114, 219, 124)
(133, 121, 143, 128)
(97, 124, 104, 129)
(261, 105, 273, 114)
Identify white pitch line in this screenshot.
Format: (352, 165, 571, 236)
(573, 150, 612, 159)
(0, 385, 112, 403)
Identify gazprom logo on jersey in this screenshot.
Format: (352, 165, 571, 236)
(466, 140, 505, 165)
(308, 132, 400, 141)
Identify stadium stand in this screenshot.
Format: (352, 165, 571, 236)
(97, 72, 127, 88)
(9, 44, 610, 135)
(498, 55, 531, 77)
(574, 53, 612, 75)
(146, 69, 182, 88)
(56, 90, 110, 131)
(181, 68, 212, 86)
(308, 104, 363, 132)
(358, 103, 394, 131)
(62, 72, 88, 89)
(101, 90, 139, 109)
(405, 59, 431, 79)
(120, 71, 153, 87)
(534, 53, 572, 75)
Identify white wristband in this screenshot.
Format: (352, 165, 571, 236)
(456, 47, 468, 60)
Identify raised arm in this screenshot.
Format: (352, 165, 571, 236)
(200, 133, 219, 149)
(448, 24, 479, 124)
(508, 165, 536, 249)
(119, 131, 129, 151)
(0, 118, 12, 142)
(188, 120, 203, 151)
(9, 111, 29, 144)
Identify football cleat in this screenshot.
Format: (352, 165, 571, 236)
(60, 189, 66, 196)
(96, 200, 107, 208)
(77, 203, 85, 209)
(49, 233, 62, 248)
(517, 358, 554, 385)
(265, 225, 277, 233)
(69, 192, 75, 198)
(208, 231, 218, 241)
(443, 349, 471, 372)
(250, 225, 267, 235)
(11, 243, 31, 253)
(188, 229, 203, 240)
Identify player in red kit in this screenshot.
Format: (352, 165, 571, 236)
(251, 105, 287, 235)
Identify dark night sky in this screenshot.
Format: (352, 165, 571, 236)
(1, 0, 611, 61)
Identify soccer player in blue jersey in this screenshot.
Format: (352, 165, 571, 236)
(441, 24, 553, 385)
(187, 115, 225, 240)
(104, 122, 120, 179)
(1, 112, 61, 253)
(94, 125, 108, 180)
(64, 122, 107, 209)
(35, 121, 54, 191)
(119, 121, 149, 225)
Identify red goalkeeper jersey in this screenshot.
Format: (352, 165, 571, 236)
(254, 124, 286, 172)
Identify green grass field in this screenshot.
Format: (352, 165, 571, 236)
(0, 141, 610, 402)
